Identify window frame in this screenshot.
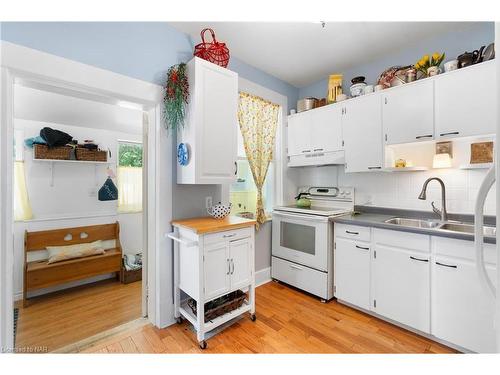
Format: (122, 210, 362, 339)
(117, 139, 143, 214)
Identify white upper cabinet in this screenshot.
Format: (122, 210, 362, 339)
(177, 57, 238, 184)
(435, 61, 495, 139)
(310, 104, 343, 153)
(382, 80, 434, 144)
(287, 111, 313, 156)
(287, 104, 344, 167)
(342, 94, 383, 172)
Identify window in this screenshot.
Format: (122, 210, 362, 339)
(230, 100, 279, 220)
(117, 142, 143, 213)
(13, 130, 33, 221)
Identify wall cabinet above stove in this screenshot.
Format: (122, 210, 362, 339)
(287, 104, 344, 167)
(177, 57, 238, 184)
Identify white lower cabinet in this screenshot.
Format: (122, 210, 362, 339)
(431, 237, 497, 353)
(334, 223, 496, 352)
(334, 236, 371, 310)
(372, 242, 430, 333)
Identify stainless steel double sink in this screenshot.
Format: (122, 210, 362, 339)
(384, 217, 496, 237)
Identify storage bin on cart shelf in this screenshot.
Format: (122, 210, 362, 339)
(187, 290, 247, 323)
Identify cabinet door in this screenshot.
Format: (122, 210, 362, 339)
(373, 245, 430, 333)
(287, 112, 312, 156)
(432, 256, 497, 352)
(342, 95, 383, 172)
(435, 62, 495, 139)
(334, 237, 371, 310)
(229, 238, 252, 290)
(197, 61, 238, 183)
(204, 241, 231, 300)
(310, 105, 343, 152)
(382, 80, 434, 144)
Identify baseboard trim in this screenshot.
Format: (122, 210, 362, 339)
(255, 267, 271, 287)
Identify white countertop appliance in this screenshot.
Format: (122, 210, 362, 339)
(271, 186, 354, 301)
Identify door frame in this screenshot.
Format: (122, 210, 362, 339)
(0, 41, 170, 351)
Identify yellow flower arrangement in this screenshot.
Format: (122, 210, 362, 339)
(414, 52, 445, 76)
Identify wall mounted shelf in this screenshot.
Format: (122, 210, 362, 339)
(459, 163, 494, 170)
(384, 166, 429, 172)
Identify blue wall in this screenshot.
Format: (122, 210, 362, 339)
(0, 22, 298, 109)
(298, 22, 495, 99)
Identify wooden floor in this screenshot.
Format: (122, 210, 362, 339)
(15, 279, 142, 352)
(80, 282, 456, 354)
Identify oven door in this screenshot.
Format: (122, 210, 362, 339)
(272, 211, 329, 271)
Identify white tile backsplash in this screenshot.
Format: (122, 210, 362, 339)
(337, 167, 496, 215)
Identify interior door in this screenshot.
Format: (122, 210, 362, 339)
(342, 94, 383, 172)
(382, 80, 434, 144)
(229, 238, 252, 290)
(204, 241, 231, 300)
(334, 237, 371, 310)
(373, 245, 430, 333)
(310, 105, 343, 153)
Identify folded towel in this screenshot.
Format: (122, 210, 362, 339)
(24, 136, 47, 148)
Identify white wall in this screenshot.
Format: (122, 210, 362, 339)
(14, 108, 144, 299)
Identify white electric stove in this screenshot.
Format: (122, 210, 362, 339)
(271, 187, 354, 301)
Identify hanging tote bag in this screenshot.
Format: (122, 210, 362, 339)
(193, 28, 230, 68)
(98, 177, 118, 201)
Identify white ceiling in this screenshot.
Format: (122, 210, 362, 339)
(170, 22, 482, 87)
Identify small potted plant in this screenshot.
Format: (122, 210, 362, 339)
(415, 52, 445, 77)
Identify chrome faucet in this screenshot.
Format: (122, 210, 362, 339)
(418, 177, 448, 221)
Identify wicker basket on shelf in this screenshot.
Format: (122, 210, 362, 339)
(33, 144, 72, 160)
(76, 147, 107, 162)
(188, 290, 247, 322)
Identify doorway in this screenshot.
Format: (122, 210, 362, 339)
(11, 80, 147, 352)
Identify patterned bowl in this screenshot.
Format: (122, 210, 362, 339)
(207, 203, 232, 219)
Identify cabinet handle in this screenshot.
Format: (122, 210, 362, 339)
(345, 230, 359, 235)
(436, 261, 457, 269)
(355, 245, 370, 250)
(410, 256, 429, 262)
(230, 259, 235, 275)
(367, 166, 382, 170)
(223, 233, 236, 238)
(301, 150, 311, 154)
(313, 148, 324, 152)
(439, 131, 460, 137)
(415, 134, 433, 139)
(227, 259, 231, 275)
(234, 161, 238, 175)
(290, 264, 303, 271)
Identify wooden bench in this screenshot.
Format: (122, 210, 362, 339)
(23, 222, 122, 307)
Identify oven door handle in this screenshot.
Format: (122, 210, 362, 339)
(272, 211, 329, 223)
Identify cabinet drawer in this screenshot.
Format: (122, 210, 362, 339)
(272, 257, 329, 299)
(203, 227, 253, 246)
(373, 228, 430, 253)
(432, 236, 497, 265)
(335, 223, 371, 242)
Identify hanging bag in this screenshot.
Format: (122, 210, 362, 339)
(98, 177, 118, 201)
(193, 28, 230, 68)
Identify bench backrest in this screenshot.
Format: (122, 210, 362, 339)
(25, 222, 120, 252)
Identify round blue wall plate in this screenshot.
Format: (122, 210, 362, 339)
(177, 143, 190, 166)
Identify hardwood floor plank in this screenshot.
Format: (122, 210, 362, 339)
(40, 281, 456, 354)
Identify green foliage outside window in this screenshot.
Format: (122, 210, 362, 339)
(118, 143, 143, 167)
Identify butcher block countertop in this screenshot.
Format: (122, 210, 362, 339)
(171, 216, 256, 234)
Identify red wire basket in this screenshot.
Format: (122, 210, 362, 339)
(193, 28, 230, 68)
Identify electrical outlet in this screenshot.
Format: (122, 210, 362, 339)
(205, 196, 213, 209)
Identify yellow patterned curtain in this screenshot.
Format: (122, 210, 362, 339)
(238, 92, 280, 228)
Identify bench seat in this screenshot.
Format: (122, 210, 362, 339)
(24, 223, 122, 306)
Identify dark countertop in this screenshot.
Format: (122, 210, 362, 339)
(331, 206, 496, 244)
